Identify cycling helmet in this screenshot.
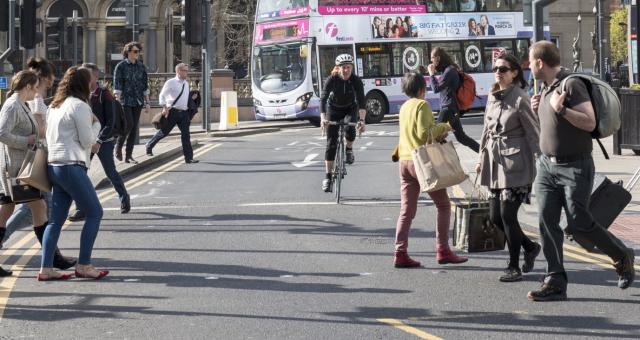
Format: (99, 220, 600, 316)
(335, 54, 354, 66)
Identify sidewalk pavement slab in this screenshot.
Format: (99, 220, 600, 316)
(452, 135, 640, 250)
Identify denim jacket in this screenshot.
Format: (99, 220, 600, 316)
(113, 59, 149, 107)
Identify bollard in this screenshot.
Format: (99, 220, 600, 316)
(219, 91, 238, 130)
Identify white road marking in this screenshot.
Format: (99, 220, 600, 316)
(205, 276, 219, 280)
(129, 188, 159, 200)
(292, 153, 320, 168)
(280, 275, 295, 278)
(287, 141, 299, 146)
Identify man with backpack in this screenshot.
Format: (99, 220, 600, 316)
(68, 63, 131, 221)
(427, 47, 480, 153)
(527, 41, 634, 302)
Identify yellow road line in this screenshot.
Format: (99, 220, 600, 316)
(0, 143, 221, 323)
(377, 319, 444, 340)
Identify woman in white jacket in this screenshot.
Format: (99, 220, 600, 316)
(38, 67, 108, 281)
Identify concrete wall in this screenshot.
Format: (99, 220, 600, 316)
(139, 106, 256, 127)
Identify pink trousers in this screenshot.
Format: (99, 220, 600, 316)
(395, 160, 451, 252)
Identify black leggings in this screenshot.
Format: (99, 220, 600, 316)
(489, 194, 536, 269)
(437, 108, 479, 153)
(325, 105, 357, 161)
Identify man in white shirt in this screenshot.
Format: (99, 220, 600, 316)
(145, 63, 197, 163)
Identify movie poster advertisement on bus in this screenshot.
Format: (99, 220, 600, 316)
(255, 19, 310, 44)
(318, 0, 426, 15)
(257, 0, 309, 21)
(371, 13, 516, 40)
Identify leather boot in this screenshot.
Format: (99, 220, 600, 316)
(33, 222, 77, 270)
(436, 246, 468, 265)
(115, 147, 123, 161)
(394, 251, 421, 268)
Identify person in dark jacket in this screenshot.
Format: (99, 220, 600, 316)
(427, 47, 480, 153)
(320, 54, 366, 192)
(113, 41, 150, 164)
(67, 63, 131, 222)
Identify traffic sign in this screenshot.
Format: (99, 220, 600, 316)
(0, 77, 7, 90)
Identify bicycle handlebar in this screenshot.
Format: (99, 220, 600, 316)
(322, 120, 362, 137)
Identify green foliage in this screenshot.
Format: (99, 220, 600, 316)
(610, 8, 628, 66)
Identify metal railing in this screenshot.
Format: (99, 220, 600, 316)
(101, 73, 253, 106)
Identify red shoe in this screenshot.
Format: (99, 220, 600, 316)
(436, 248, 468, 264)
(37, 273, 73, 281)
(75, 269, 109, 280)
(394, 251, 421, 268)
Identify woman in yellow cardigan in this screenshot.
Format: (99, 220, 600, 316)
(394, 72, 468, 268)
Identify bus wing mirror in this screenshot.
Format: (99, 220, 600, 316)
(253, 47, 261, 57)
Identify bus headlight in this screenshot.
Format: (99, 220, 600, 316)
(253, 98, 262, 107)
(295, 92, 313, 111)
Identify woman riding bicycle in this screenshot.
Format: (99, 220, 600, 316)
(320, 54, 366, 192)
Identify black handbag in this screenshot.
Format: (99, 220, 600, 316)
(6, 176, 41, 204)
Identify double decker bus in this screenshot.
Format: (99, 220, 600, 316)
(251, 0, 535, 126)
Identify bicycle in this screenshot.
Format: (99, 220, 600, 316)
(323, 117, 360, 203)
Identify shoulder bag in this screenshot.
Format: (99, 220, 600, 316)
(16, 105, 51, 193)
(411, 128, 467, 193)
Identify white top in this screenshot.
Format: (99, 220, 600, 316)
(159, 76, 189, 111)
(46, 96, 101, 167)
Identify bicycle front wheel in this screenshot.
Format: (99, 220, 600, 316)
(334, 141, 344, 204)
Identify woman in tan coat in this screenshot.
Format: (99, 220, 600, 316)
(475, 54, 541, 282)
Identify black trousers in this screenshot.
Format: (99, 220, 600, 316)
(325, 105, 357, 161)
(117, 105, 142, 158)
(146, 109, 193, 161)
(489, 194, 536, 269)
(535, 155, 628, 287)
(437, 108, 479, 153)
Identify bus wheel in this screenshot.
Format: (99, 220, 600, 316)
(365, 92, 387, 124)
(308, 117, 321, 127)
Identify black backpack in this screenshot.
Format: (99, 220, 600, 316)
(99, 88, 129, 137)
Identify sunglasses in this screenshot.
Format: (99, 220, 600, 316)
(492, 66, 511, 73)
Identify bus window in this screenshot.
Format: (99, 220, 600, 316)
(319, 45, 352, 81)
(252, 43, 308, 94)
(515, 39, 530, 69)
(458, 0, 478, 12)
(257, 0, 309, 20)
(391, 42, 429, 75)
(357, 44, 392, 78)
(482, 0, 516, 11)
(481, 40, 515, 72)
(426, 0, 457, 13)
(428, 42, 464, 71)
(510, 0, 523, 11)
(462, 41, 483, 73)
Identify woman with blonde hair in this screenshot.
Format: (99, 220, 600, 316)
(2, 58, 77, 270)
(0, 70, 45, 277)
(38, 66, 107, 281)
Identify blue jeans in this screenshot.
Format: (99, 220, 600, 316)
(92, 140, 128, 203)
(146, 109, 193, 161)
(41, 165, 103, 267)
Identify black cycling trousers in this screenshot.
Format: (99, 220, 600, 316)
(325, 106, 357, 161)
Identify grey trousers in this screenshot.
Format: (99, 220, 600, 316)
(535, 154, 627, 287)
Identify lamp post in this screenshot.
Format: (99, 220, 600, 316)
(573, 14, 583, 72)
(593, 0, 605, 80)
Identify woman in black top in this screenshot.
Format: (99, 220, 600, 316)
(320, 54, 366, 192)
(428, 47, 480, 153)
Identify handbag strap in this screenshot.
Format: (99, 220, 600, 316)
(170, 82, 186, 109)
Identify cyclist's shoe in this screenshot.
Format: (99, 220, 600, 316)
(322, 179, 333, 192)
(345, 149, 355, 165)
